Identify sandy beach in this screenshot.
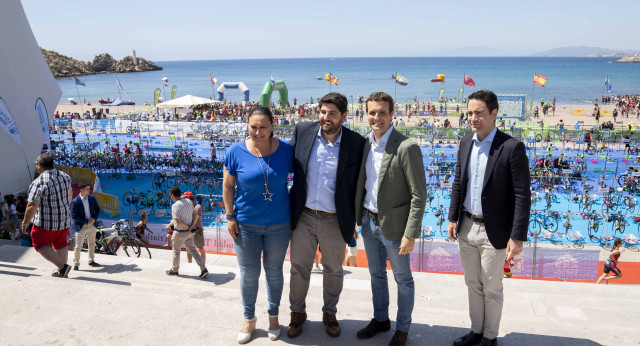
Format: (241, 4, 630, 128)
(54, 102, 636, 130)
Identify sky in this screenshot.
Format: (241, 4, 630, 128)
(21, 0, 640, 61)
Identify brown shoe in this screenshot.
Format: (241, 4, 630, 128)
(287, 312, 307, 338)
(322, 313, 341, 337)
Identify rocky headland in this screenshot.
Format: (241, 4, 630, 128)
(41, 48, 163, 78)
(612, 54, 640, 63)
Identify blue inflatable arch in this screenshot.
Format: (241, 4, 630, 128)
(216, 82, 250, 102)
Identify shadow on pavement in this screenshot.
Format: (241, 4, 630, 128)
(72, 276, 132, 286)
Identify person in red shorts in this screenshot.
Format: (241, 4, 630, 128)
(596, 238, 625, 284)
(21, 154, 73, 278)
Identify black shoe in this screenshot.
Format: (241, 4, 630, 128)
(453, 331, 483, 346)
(199, 268, 208, 278)
(389, 331, 408, 346)
(165, 269, 179, 276)
(52, 264, 71, 278)
(73, 265, 79, 271)
(478, 337, 497, 346)
(89, 261, 101, 267)
(357, 318, 391, 339)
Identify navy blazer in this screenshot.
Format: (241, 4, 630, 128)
(448, 129, 531, 249)
(289, 121, 366, 243)
(71, 194, 101, 231)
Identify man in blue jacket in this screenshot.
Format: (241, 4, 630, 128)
(71, 182, 101, 270)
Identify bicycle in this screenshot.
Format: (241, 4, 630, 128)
(528, 211, 559, 236)
(98, 219, 152, 259)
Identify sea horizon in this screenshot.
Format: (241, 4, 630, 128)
(56, 57, 640, 108)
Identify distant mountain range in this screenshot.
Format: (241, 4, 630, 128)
(530, 46, 640, 57)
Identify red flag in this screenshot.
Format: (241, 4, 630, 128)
(464, 73, 476, 88)
(533, 73, 547, 87)
(210, 74, 218, 85)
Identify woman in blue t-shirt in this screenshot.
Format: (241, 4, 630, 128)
(223, 106, 293, 344)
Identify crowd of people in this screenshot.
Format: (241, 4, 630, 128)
(9, 89, 630, 346)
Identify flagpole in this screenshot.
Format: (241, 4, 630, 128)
(530, 73, 536, 116)
(210, 72, 215, 99)
(394, 70, 397, 102)
(75, 82, 85, 119)
(116, 75, 123, 118)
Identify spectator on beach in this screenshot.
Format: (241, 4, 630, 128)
(223, 106, 293, 343)
(134, 213, 153, 247)
(556, 119, 565, 130)
(183, 192, 206, 265)
(71, 182, 101, 270)
(21, 153, 73, 278)
(596, 238, 625, 284)
(165, 185, 208, 279)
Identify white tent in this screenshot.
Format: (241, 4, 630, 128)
(156, 95, 219, 108)
(0, 0, 62, 195)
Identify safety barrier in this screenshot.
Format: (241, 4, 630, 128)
(94, 192, 120, 218)
(55, 166, 96, 183)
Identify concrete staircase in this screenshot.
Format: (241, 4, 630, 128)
(0, 240, 638, 345)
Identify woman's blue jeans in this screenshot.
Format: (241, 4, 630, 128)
(235, 221, 290, 320)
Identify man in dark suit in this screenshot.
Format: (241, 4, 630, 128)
(287, 93, 365, 338)
(448, 90, 531, 346)
(71, 182, 101, 270)
(354, 92, 426, 346)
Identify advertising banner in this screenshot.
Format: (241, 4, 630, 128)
(35, 98, 51, 151)
(0, 98, 22, 145)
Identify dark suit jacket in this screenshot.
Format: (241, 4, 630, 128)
(448, 129, 531, 249)
(290, 121, 366, 243)
(71, 194, 101, 232)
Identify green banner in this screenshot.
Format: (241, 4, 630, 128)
(438, 88, 445, 101)
(458, 87, 464, 102)
(154, 88, 161, 105)
(171, 85, 177, 100)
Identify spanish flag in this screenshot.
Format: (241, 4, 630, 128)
(325, 73, 338, 86)
(533, 73, 547, 87)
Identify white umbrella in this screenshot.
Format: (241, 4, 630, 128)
(67, 97, 75, 101)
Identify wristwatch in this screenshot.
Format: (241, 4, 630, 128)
(226, 214, 236, 220)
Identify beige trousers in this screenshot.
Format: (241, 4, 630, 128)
(458, 215, 507, 340)
(289, 211, 346, 315)
(73, 224, 97, 266)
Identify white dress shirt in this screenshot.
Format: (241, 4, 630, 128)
(81, 194, 91, 220)
(363, 126, 394, 213)
(305, 127, 342, 213)
(463, 127, 497, 216)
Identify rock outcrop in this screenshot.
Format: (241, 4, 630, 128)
(612, 54, 640, 63)
(41, 48, 163, 78)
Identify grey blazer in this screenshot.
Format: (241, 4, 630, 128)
(355, 128, 426, 241)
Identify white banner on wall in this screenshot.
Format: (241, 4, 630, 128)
(0, 98, 22, 146)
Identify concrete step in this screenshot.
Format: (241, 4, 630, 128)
(0, 241, 638, 345)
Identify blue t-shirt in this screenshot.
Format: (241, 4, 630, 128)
(224, 139, 293, 226)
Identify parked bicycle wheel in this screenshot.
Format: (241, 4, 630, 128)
(543, 216, 559, 233)
(122, 191, 135, 206)
(131, 239, 152, 259)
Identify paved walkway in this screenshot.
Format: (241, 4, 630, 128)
(1, 240, 638, 345)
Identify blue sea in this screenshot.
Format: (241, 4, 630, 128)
(57, 57, 640, 106)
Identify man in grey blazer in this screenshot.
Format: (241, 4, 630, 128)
(355, 92, 426, 346)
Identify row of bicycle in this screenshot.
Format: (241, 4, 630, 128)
(424, 205, 639, 246)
